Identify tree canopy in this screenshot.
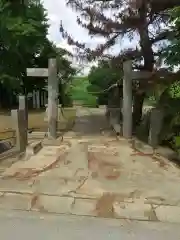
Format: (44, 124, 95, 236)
(60, 0, 172, 70)
(164, 6, 180, 67)
(0, 0, 76, 107)
(0, 0, 49, 89)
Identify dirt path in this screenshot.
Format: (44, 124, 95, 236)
(64, 107, 113, 138)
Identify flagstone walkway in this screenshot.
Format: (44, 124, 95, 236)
(0, 107, 180, 224)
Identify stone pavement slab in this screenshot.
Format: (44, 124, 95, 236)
(83, 139, 180, 207)
(0, 178, 34, 194)
(1, 144, 70, 179)
(0, 190, 180, 224)
(113, 201, 154, 221)
(33, 178, 83, 196)
(74, 178, 106, 199)
(31, 195, 74, 214)
(71, 198, 97, 216)
(0, 193, 31, 211)
(0, 107, 180, 224)
(0, 136, 180, 224)
(154, 205, 180, 224)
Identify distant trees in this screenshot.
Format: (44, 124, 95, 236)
(87, 60, 121, 105)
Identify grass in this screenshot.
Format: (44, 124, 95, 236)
(0, 107, 76, 141)
(70, 76, 97, 107)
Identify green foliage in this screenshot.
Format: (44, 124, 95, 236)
(87, 61, 122, 104)
(69, 76, 97, 107)
(0, 0, 49, 92)
(174, 136, 180, 154)
(0, 0, 76, 108)
(164, 6, 180, 66)
(155, 82, 180, 151)
(169, 82, 180, 98)
(146, 82, 180, 106)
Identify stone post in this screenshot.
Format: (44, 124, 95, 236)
(36, 90, 40, 109)
(44, 91, 47, 105)
(122, 61, 133, 139)
(48, 58, 58, 139)
(41, 91, 44, 106)
(148, 108, 164, 148)
(19, 95, 28, 144)
(32, 90, 36, 108)
(11, 109, 27, 152)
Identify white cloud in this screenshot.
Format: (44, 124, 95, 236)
(42, 0, 136, 47)
(42, 0, 96, 45)
(42, 0, 137, 74)
(56, 40, 74, 53)
(42, 0, 100, 73)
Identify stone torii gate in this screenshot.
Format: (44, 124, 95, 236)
(27, 58, 58, 139)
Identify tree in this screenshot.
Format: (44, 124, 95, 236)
(0, 0, 49, 93)
(164, 6, 180, 67)
(0, 0, 50, 107)
(87, 60, 121, 104)
(0, 0, 76, 108)
(60, 0, 180, 127)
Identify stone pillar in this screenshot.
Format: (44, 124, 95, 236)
(36, 90, 40, 109)
(44, 91, 47, 105)
(41, 91, 44, 107)
(48, 58, 58, 139)
(11, 109, 27, 152)
(18, 95, 28, 144)
(148, 108, 164, 148)
(32, 90, 36, 108)
(122, 61, 133, 139)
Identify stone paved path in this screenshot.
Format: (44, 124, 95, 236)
(0, 107, 180, 224)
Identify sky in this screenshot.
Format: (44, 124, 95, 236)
(42, 0, 136, 74)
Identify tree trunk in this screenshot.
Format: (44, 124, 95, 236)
(132, 2, 154, 130)
(133, 91, 146, 128)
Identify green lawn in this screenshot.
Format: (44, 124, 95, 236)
(69, 76, 97, 107)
